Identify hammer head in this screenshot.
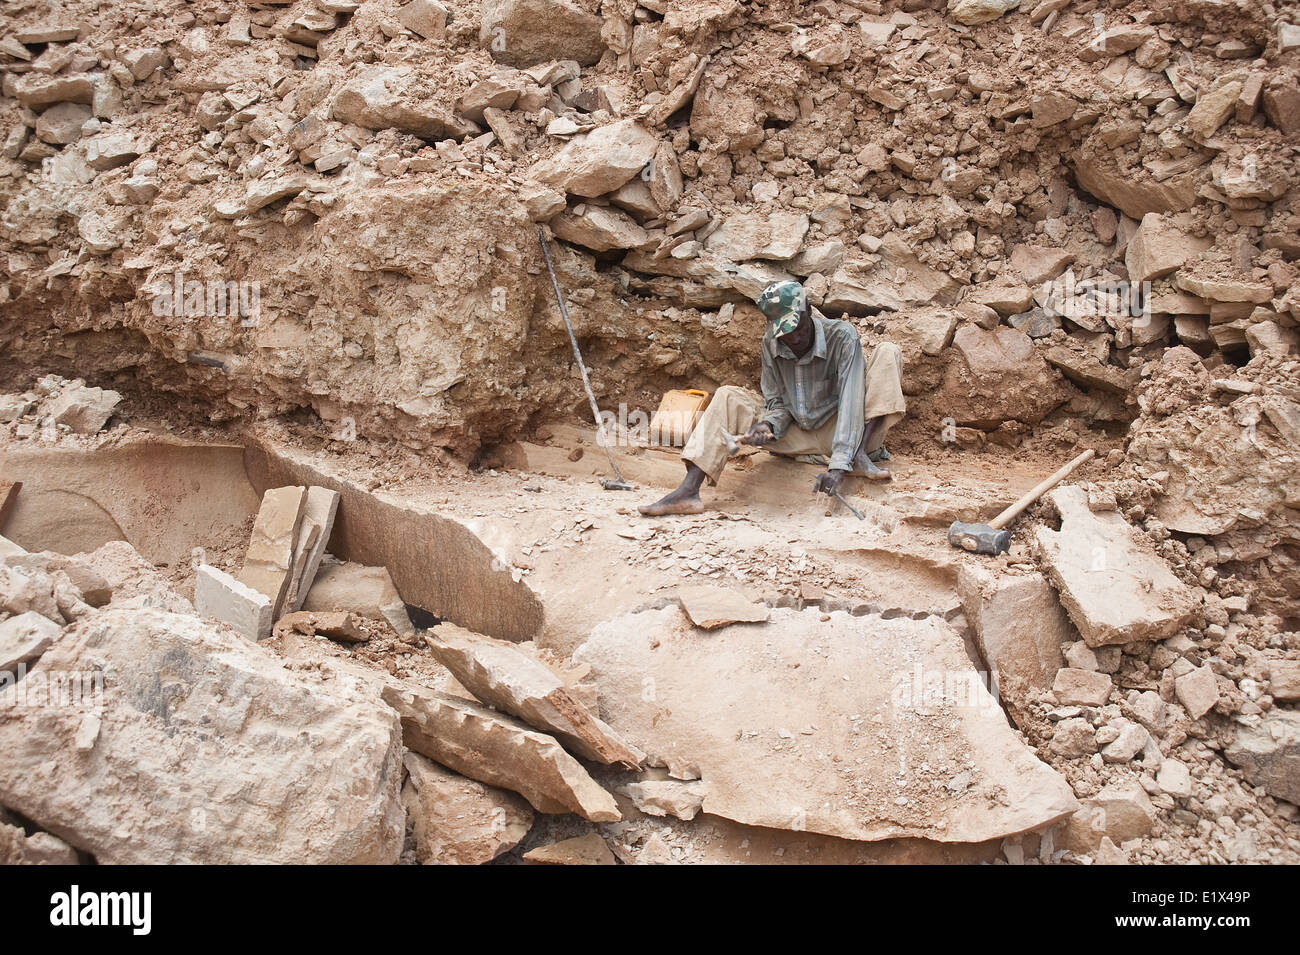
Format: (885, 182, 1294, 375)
(947, 520, 1010, 556)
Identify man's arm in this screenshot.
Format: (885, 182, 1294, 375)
(758, 337, 794, 438)
(827, 334, 867, 471)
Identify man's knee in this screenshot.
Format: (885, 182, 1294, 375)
(874, 341, 903, 365)
(713, 385, 747, 401)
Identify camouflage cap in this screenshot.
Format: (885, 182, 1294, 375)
(756, 280, 806, 338)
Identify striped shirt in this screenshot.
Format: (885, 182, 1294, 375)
(759, 311, 866, 472)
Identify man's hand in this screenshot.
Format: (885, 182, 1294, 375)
(814, 468, 848, 496)
(742, 422, 775, 446)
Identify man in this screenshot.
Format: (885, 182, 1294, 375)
(640, 280, 906, 516)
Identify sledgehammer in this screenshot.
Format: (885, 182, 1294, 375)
(947, 449, 1095, 556)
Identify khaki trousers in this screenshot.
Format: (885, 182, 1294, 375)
(682, 342, 905, 484)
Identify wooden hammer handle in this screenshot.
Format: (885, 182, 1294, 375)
(989, 449, 1096, 530)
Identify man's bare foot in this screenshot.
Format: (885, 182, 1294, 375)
(638, 488, 705, 516)
(851, 449, 892, 481)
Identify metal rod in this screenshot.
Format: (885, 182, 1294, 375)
(537, 226, 630, 487)
(833, 490, 865, 520)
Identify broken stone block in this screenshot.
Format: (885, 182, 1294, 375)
(517, 180, 566, 221)
(480, 0, 605, 67)
(1034, 486, 1198, 647)
(1008, 244, 1075, 285)
(619, 779, 706, 821)
(195, 563, 273, 642)
(704, 211, 810, 262)
(401, 752, 532, 865)
(676, 584, 770, 630)
(425, 623, 643, 766)
(284, 486, 339, 613)
(1030, 92, 1077, 128)
(1124, 213, 1213, 284)
(551, 204, 649, 252)
(0, 608, 405, 863)
(380, 682, 620, 821)
(119, 47, 169, 81)
(1156, 759, 1192, 799)
(304, 560, 414, 637)
(1052, 667, 1113, 707)
(1088, 779, 1157, 844)
(529, 118, 657, 198)
(82, 131, 143, 171)
(1101, 720, 1151, 763)
(276, 609, 368, 643)
(1262, 78, 1300, 135)
(332, 67, 479, 140)
(523, 832, 615, 865)
(945, 325, 1072, 429)
(966, 281, 1034, 316)
(958, 567, 1070, 704)
(1185, 80, 1242, 139)
(1174, 664, 1219, 719)
(1175, 272, 1273, 304)
(1246, 321, 1300, 358)
(0, 610, 61, 672)
(1267, 661, 1300, 702)
(238, 486, 307, 618)
(46, 384, 121, 434)
(14, 74, 95, 110)
(574, 605, 1077, 843)
(949, 0, 1020, 26)
(1224, 710, 1299, 805)
(396, 0, 449, 41)
(35, 102, 92, 145)
(890, 306, 959, 356)
(1049, 717, 1098, 758)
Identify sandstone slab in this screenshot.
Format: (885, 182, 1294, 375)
(238, 486, 306, 618)
(676, 584, 770, 630)
(0, 609, 405, 863)
(425, 623, 642, 766)
(195, 563, 273, 641)
(523, 832, 615, 865)
(1034, 486, 1198, 647)
(380, 682, 620, 821)
(574, 606, 1077, 843)
(285, 486, 339, 613)
(401, 752, 532, 865)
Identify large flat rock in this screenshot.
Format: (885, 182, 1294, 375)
(574, 605, 1077, 844)
(1034, 486, 1199, 646)
(0, 608, 405, 863)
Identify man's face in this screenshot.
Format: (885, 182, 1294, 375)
(778, 308, 815, 355)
